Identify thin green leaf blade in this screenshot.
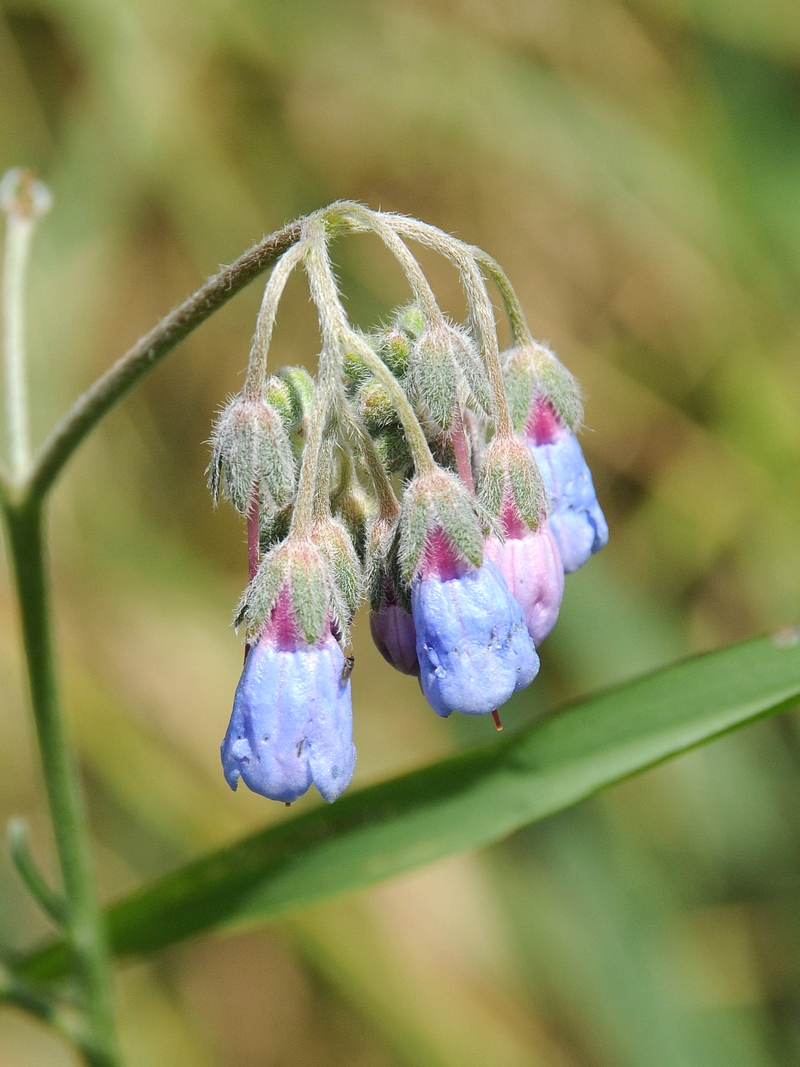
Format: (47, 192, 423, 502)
(19, 630, 800, 981)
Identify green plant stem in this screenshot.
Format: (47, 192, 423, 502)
(2, 499, 120, 1067)
(8, 817, 68, 926)
(471, 251, 533, 348)
(0, 217, 301, 1064)
(22, 221, 300, 505)
(342, 411, 399, 521)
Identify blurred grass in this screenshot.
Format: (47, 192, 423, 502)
(1, 0, 800, 1063)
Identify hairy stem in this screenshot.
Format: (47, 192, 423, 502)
(342, 410, 399, 521)
(304, 219, 436, 477)
(330, 204, 442, 322)
(243, 239, 307, 398)
(289, 361, 334, 536)
(449, 409, 475, 494)
(471, 251, 533, 348)
(385, 215, 515, 438)
(2, 500, 120, 1067)
(23, 222, 300, 504)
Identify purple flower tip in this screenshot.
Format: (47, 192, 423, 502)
(412, 558, 540, 717)
(526, 403, 608, 573)
(370, 582, 420, 675)
(221, 606, 356, 803)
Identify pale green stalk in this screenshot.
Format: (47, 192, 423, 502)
(302, 220, 437, 479)
(471, 251, 533, 347)
(341, 410, 399, 521)
(2, 500, 120, 1067)
(244, 239, 308, 397)
(386, 215, 515, 439)
(328, 204, 442, 322)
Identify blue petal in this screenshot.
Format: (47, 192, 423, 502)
(221, 635, 356, 803)
(412, 560, 539, 717)
(531, 433, 608, 572)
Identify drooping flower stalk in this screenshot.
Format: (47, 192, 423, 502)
(209, 204, 608, 805)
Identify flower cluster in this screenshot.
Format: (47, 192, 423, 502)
(210, 205, 607, 805)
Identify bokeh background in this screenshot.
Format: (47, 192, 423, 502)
(2, 0, 800, 1063)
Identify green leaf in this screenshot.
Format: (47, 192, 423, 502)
(17, 630, 800, 982)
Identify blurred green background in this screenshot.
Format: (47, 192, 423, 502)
(2, 0, 800, 1063)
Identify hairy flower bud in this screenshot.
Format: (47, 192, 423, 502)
(209, 393, 296, 515)
(265, 366, 315, 460)
(478, 436, 546, 532)
(310, 518, 363, 639)
(357, 378, 399, 435)
(238, 538, 329, 643)
(503, 342, 583, 434)
(483, 503, 564, 647)
(370, 578, 419, 675)
(478, 435, 563, 644)
(408, 321, 493, 432)
(378, 327, 412, 377)
(374, 427, 413, 478)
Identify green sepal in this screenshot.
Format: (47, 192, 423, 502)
(477, 446, 505, 519)
(478, 436, 546, 531)
(236, 538, 334, 645)
(398, 481, 433, 581)
(409, 330, 457, 432)
(399, 469, 483, 580)
(235, 542, 290, 633)
(357, 379, 399, 434)
(449, 326, 494, 419)
(508, 445, 546, 529)
(502, 349, 535, 434)
(502, 343, 583, 432)
(288, 549, 329, 645)
(209, 394, 296, 515)
(434, 475, 484, 568)
(311, 519, 363, 640)
(533, 344, 583, 430)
